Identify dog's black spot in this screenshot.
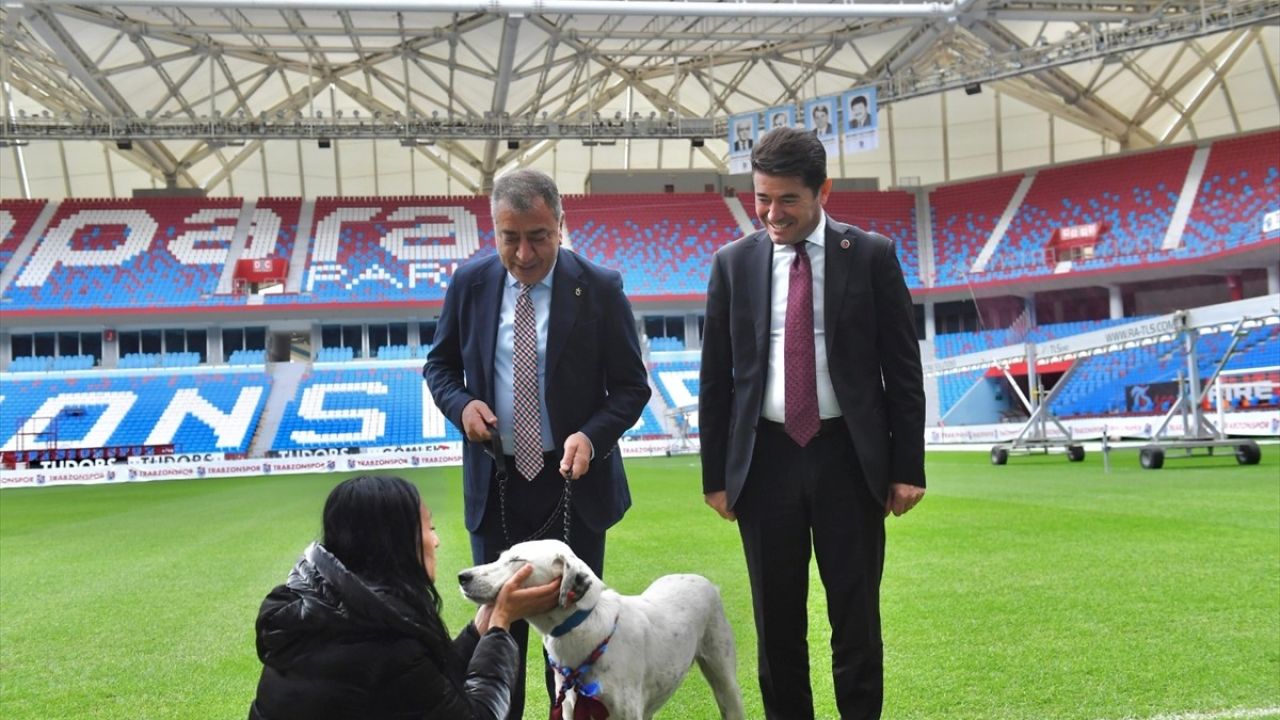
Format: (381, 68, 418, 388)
(571, 571, 593, 600)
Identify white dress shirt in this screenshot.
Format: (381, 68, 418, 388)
(761, 213, 841, 423)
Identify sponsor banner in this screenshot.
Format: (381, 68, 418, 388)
(125, 464, 203, 482)
(1124, 382, 1180, 413)
(261, 458, 342, 475)
(130, 452, 224, 465)
(1, 466, 125, 488)
(26, 457, 126, 469)
(369, 443, 457, 455)
(197, 460, 276, 478)
(618, 438, 696, 457)
(925, 410, 1280, 444)
(3, 444, 174, 466)
(268, 447, 359, 458)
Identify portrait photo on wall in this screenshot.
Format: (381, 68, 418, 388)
(804, 97, 837, 138)
(727, 112, 758, 172)
(766, 106, 795, 132)
(731, 116, 757, 153)
(843, 89, 877, 130)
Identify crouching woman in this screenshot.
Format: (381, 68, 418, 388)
(249, 475, 558, 719)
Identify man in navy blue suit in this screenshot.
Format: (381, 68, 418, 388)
(424, 168, 650, 719)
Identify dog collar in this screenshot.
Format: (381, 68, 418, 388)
(550, 605, 595, 638)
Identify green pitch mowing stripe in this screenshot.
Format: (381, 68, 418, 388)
(1, 450, 1277, 719)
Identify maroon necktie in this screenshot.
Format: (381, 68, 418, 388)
(784, 242, 820, 447)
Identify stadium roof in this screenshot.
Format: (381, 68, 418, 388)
(2, 0, 1278, 197)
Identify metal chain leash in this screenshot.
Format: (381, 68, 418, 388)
(490, 433, 572, 546)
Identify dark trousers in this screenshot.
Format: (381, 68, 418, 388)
(736, 420, 886, 720)
(470, 451, 606, 720)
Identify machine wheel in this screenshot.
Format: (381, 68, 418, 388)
(1235, 441, 1261, 466)
(1139, 447, 1164, 470)
(990, 447, 1009, 465)
(1066, 445, 1086, 462)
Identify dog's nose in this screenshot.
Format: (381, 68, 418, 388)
(458, 571, 472, 585)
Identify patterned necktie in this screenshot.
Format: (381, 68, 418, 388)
(513, 283, 542, 481)
(784, 242, 820, 447)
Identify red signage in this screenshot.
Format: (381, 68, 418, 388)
(1053, 222, 1104, 247)
(234, 257, 288, 282)
(1046, 222, 1106, 264)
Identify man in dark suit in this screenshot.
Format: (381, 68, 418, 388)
(699, 127, 926, 720)
(424, 168, 651, 718)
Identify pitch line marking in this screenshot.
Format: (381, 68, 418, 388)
(1103, 707, 1280, 720)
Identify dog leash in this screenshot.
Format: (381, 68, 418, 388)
(548, 612, 620, 720)
(487, 431, 573, 546)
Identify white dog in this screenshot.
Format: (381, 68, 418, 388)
(458, 539, 745, 720)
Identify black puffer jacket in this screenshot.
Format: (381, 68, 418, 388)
(249, 543, 519, 720)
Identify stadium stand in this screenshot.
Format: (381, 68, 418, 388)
(116, 352, 204, 369)
(564, 193, 741, 297)
(928, 174, 1024, 286)
(2, 197, 247, 310)
(650, 357, 700, 431)
(227, 349, 267, 366)
(242, 197, 302, 265)
(626, 405, 665, 438)
(933, 317, 1153, 358)
(982, 146, 1196, 280)
(1051, 324, 1280, 417)
(823, 191, 921, 287)
(648, 336, 686, 352)
(1181, 131, 1280, 256)
(271, 366, 461, 450)
(937, 368, 988, 418)
(734, 190, 922, 288)
(0, 198, 47, 270)
(0, 370, 269, 454)
(8, 354, 96, 373)
(290, 196, 494, 304)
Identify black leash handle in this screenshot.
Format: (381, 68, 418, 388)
(488, 430, 509, 483)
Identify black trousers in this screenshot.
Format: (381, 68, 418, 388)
(470, 451, 606, 720)
(736, 419, 886, 720)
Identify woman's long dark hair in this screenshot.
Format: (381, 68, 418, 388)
(321, 475, 455, 667)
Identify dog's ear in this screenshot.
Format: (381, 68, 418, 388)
(556, 552, 594, 607)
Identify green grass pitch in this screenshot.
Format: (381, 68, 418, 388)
(2, 450, 1278, 719)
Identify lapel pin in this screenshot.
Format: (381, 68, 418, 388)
(575, 287, 582, 297)
(840, 238, 851, 249)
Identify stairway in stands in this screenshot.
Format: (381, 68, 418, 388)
(249, 361, 309, 457)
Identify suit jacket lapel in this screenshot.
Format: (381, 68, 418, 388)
(750, 232, 773, 363)
(477, 258, 506, 398)
(823, 221, 853, 355)
(546, 248, 581, 384)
